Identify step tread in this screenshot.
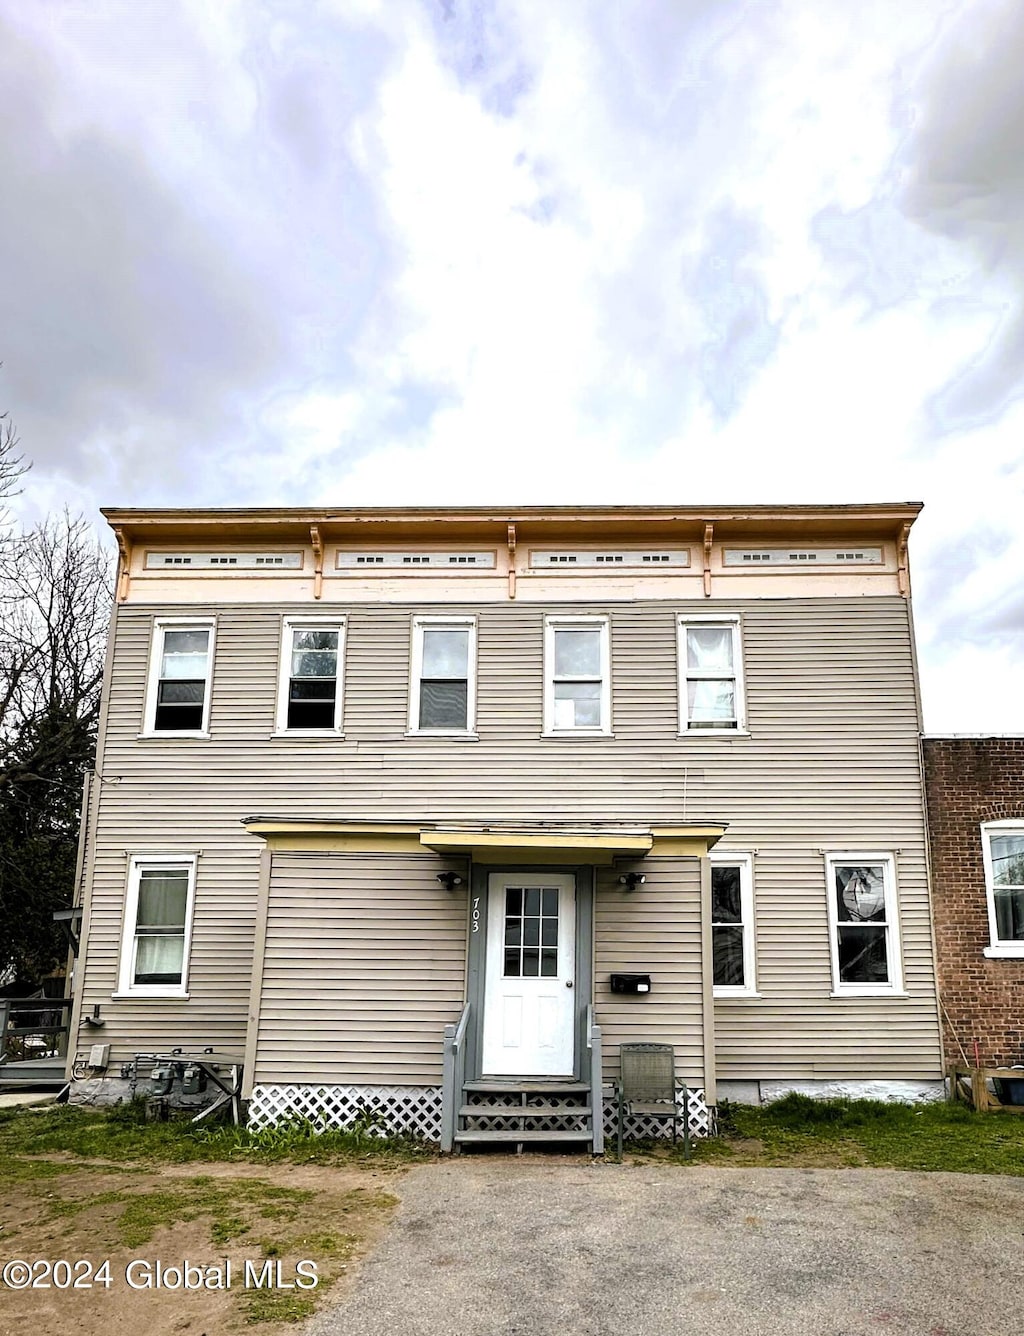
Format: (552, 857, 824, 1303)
(460, 1104, 592, 1118)
(454, 1129, 594, 1144)
(463, 1080, 591, 1093)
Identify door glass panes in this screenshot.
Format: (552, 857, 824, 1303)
(990, 833, 1024, 941)
(552, 627, 604, 730)
(155, 629, 210, 730)
(503, 886, 559, 977)
(834, 864, 889, 984)
(287, 628, 339, 729)
(711, 864, 745, 987)
(134, 867, 189, 985)
(419, 628, 469, 729)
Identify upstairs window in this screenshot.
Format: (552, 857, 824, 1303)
(144, 619, 215, 735)
(982, 823, 1024, 957)
(410, 618, 476, 734)
(826, 853, 902, 994)
(710, 853, 756, 996)
(117, 856, 196, 996)
(544, 616, 611, 735)
(678, 617, 745, 731)
(277, 618, 345, 733)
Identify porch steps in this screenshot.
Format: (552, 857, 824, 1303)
(455, 1129, 592, 1145)
(459, 1103, 592, 1118)
(453, 1079, 595, 1153)
(463, 1079, 590, 1093)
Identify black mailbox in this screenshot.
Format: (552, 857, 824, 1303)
(610, 973, 651, 995)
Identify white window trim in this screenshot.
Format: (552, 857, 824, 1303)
(274, 616, 346, 735)
(825, 851, 903, 996)
(677, 614, 747, 734)
(710, 851, 758, 997)
(981, 821, 1024, 958)
(142, 617, 216, 738)
(543, 615, 612, 737)
(115, 854, 197, 998)
(408, 616, 477, 736)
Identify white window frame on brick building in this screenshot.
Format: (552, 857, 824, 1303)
(981, 821, 1024, 958)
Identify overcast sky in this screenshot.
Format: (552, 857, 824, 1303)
(1, 0, 1021, 733)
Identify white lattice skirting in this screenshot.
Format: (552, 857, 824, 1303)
(609, 1085, 713, 1140)
(247, 1084, 444, 1141)
(248, 1083, 713, 1143)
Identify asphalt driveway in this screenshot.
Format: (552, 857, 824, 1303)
(307, 1156, 1024, 1336)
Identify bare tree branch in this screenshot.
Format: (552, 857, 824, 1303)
(0, 506, 113, 983)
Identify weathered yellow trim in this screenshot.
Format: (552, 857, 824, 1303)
(241, 819, 727, 859)
(243, 819, 426, 852)
(242, 846, 273, 1099)
(507, 523, 517, 600)
(703, 521, 714, 597)
(421, 830, 654, 856)
(244, 820, 416, 837)
(648, 836, 720, 858)
(699, 851, 717, 1105)
(261, 832, 426, 853)
(897, 520, 911, 598)
(113, 527, 131, 603)
(310, 524, 323, 600)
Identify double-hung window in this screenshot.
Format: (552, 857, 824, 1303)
(409, 617, 476, 734)
(710, 853, 756, 996)
(826, 853, 902, 994)
(144, 618, 215, 735)
(117, 855, 197, 996)
(678, 616, 745, 731)
(277, 617, 345, 732)
(981, 823, 1024, 957)
(544, 616, 611, 735)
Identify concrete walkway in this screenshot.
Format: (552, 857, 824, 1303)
(0, 1088, 58, 1109)
(307, 1156, 1024, 1336)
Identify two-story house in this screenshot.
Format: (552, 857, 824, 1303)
(66, 504, 945, 1150)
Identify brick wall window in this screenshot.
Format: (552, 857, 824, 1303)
(982, 822, 1024, 958)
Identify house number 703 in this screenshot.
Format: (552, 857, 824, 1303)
(472, 897, 481, 932)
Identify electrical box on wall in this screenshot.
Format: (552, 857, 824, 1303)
(610, 973, 651, 995)
(88, 1043, 110, 1069)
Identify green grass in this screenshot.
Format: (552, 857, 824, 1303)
(0, 1099, 431, 1165)
(34, 1175, 318, 1248)
(670, 1093, 1024, 1174)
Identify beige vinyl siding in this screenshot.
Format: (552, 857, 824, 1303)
(594, 859, 706, 1085)
(252, 852, 467, 1086)
(76, 594, 941, 1082)
(73, 845, 260, 1063)
(714, 848, 938, 1080)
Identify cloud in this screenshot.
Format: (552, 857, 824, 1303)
(0, 0, 1022, 729)
(900, 0, 1024, 431)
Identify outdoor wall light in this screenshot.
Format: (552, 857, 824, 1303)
(436, 872, 464, 891)
(618, 872, 646, 890)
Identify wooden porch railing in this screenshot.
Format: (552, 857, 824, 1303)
(587, 1004, 604, 1154)
(0, 996, 73, 1082)
(440, 1002, 472, 1152)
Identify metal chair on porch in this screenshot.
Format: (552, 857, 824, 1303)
(616, 1042, 690, 1159)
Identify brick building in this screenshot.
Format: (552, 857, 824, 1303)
(923, 737, 1024, 1069)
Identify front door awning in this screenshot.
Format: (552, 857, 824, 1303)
(241, 818, 727, 861)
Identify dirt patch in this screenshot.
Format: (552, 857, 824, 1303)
(0, 1157, 400, 1336)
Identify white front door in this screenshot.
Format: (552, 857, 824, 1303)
(481, 873, 576, 1077)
